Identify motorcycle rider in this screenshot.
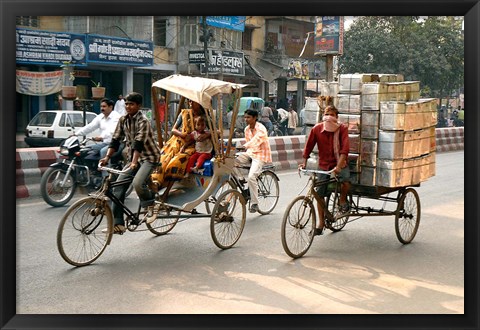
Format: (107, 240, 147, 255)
(73, 98, 121, 167)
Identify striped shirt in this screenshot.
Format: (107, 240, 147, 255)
(110, 110, 161, 163)
(243, 122, 272, 163)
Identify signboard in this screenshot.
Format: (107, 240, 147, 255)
(287, 60, 309, 80)
(314, 16, 344, 55)
(190, 50, 245, 76)
(16, 69, 63, 96)
(16, 28, 87, 66)
(204, 16, 245, 32)
(87, 34, 153, 66)
(188, 50, 206, 64)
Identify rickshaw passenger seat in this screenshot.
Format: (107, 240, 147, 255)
(199, 159, 214, 176)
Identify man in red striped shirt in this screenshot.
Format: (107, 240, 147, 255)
(300, 105, 351, 236)
(235, 109, 272, 213)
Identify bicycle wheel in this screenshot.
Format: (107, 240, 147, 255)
(57, 196, 112, 266)
(205, 179, 237, 214)
(395, 188, 421, 244)
(281, 196, 316, 258)
(146, 208, 179, 236)
(325, 190, 349, 232)
(40, 167, 76, 207)
(256, 171, 280, 215)
(210, 189, 246, 249)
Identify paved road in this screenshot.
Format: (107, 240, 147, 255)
(16, 151, 464, 314)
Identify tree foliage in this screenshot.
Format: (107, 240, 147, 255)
(338, 16, 464, 100)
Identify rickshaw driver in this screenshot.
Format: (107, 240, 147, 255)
(234, 109, 272, 213)
(100, 92, 162, 234)
(299, 105, 351, 236)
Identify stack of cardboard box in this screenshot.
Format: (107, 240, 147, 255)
(306, 73, 437, 187)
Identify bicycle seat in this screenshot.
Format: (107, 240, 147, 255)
(262, 163, 275, 171)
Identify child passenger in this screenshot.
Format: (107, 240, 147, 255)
(181, 116, 213, 175)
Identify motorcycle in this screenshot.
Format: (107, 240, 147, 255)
(40, 136, 132, 207)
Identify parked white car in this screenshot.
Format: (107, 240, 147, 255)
(24, 110, 101, 147)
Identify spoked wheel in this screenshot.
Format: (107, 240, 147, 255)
(325, 191, 349, 232)
(40, 167, 76, 207)
(205, 179, 237, 214)
(210, 189, 246, 249)
(256, 171, 280, 215)
(57, 196, 112, 266)
(395, 188, 421, 244)
(281, 196, 316, 259)
(146, 207, 180, 236)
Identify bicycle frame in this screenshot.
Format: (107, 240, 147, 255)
(300, 168, 341, 222)
(95, 171, 143, 224)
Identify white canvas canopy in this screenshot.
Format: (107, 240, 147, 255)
(152, 74, 247, 110)
(151, 74, 247, 155)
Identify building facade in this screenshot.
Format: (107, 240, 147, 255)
(16, 15, 329, 131)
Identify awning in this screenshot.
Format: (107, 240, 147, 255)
(245, 55, 284, 83)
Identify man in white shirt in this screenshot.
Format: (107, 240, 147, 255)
(114, 94, 126, 116)
(276, 107, 289, 135)
(74, 98, 121, 163)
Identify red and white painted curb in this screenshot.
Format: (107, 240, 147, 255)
(16, 147, 59, 199)
(435, 127, 464, 152)
(16, 127, 464, 199)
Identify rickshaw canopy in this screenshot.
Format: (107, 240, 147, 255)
(152, 74, 247, 110)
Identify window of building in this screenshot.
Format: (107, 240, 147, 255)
(154, 18, 167, 47)
(180, 16, 200, 46)
(16, 16, 38, 28)
(242, 27, 253, 50)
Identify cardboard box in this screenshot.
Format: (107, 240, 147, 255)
(379, 101, 406, 131)
(361, 83, 388, 110)
(339, 74, 372, 94)
(339, 114, 361, 134)
(337, 94, 361, 114)
(378, 131, 404, 160)
(361, 111, 380, 139)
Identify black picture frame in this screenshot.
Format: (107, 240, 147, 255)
(2, 1, 478, 329)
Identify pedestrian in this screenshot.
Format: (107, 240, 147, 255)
(299, 104, 351, 236)
(235, 109, 272, 213)
(99, 92, 162, 234)
(226, 106, 233, 129)
(276, 106, 289, 135)
(260, 101, 274, 135)
(114, 94, 126, 116)
(287, 107, 298, 135)
(299, 107, 306, 135)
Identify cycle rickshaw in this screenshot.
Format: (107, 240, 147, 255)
(57, 74, 279, 267)
(281, 167, 422, 259)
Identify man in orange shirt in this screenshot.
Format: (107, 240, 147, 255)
(235, 109, 272, 213)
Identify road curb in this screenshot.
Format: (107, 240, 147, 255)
(16, 127, 464, 199)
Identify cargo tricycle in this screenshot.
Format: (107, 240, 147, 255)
(281, 168, 421, 259)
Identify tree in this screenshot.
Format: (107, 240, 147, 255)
(338, 16, 464, 106)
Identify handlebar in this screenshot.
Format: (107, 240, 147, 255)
(97, 166, 132, 176)
(299, 168, 336, 177)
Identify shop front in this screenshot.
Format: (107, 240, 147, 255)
(16, 28, 154, 131)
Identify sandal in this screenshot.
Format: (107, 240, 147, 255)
(112, 224, 126, 235)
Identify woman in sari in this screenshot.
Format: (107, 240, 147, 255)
(158, 100, 211, 200)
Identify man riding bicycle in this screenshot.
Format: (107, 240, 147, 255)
(299, 105, 351, 236)
(234, 109, 272, 213)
